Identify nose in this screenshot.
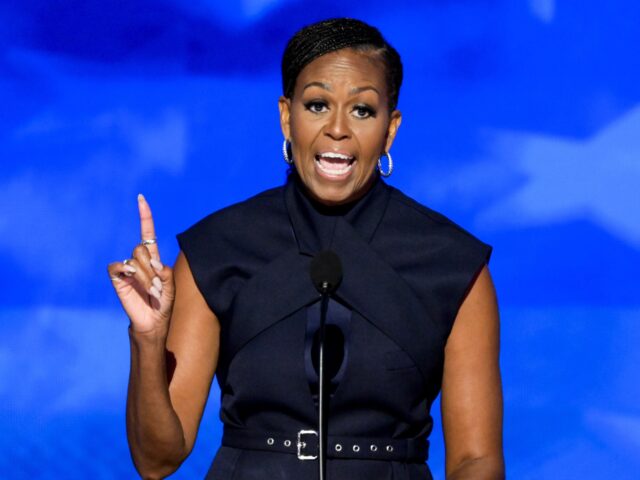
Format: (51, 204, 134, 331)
(324, 110, 350, 141)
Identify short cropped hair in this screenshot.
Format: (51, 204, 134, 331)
(281, 18, 403, 111)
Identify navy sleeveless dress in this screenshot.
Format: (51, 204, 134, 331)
(177, 172, 491, 480)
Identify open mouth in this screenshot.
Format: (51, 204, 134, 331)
(314, 152, 356, 177)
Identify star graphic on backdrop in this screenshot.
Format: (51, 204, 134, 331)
(476, 105, 640, 248)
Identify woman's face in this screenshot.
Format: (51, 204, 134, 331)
(279, 48, 401, 206)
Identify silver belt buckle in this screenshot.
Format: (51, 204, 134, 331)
(296, 429, 318, 460)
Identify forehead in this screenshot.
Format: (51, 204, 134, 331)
(295, 49, 387, 91)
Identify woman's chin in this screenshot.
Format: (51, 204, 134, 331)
(303, 180, 350, 206)
(296, 163, 375, 206)
(309, 179, 372, 206)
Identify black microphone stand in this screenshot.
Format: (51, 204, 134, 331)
(318, 281, 330, 480)
(309, 250, 342, 480)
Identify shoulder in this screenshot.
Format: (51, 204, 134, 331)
(176, 183, 292, 273)
(383, 184, 491, 257)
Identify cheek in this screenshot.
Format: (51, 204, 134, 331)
(356, 126, 388, 157)
(289, 117, 317, 149)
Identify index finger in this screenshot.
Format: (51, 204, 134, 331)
(138, 193, 160, 260)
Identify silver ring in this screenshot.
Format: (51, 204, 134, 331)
(141, 238, 157, 246)
(123, 259, 131, 265)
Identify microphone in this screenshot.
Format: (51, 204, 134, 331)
(310, 250, 343, 294)
(309, 250, 342, 480)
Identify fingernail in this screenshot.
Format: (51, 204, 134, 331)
(110, 275, 122, 283)
(124, 265, 137, 273)
(152, 276, 162, 292)
(138, 193, 145, 202)
(149, 285, 161, 300)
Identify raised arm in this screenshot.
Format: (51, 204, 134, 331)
(441, 265, 505, 480)
(108, 195, 219, 479)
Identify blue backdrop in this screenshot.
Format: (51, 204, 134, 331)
(1, 1, 638, 478)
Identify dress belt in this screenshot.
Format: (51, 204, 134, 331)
(222, 427, 429, 462)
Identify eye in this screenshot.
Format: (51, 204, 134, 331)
(304, 100, 328, 114)
(352, 104, 376, 119)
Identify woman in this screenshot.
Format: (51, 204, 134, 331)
(108, 18, 504, 480)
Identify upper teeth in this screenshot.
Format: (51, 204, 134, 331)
(318, 152, 353, 160)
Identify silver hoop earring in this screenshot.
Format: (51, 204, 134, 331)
(282, 139, 293, 165)
(377, 151, 393, 177)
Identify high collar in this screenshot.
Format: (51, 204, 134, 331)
(284, 171, 391, 255)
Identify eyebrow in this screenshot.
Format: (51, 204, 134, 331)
(350, 85, 380, 96)
(303, 81, 332, 92)
(302, 82, 380, 96)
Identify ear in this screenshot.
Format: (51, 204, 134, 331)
(384, 109, 402, 153)
(278, 96, 292, 140)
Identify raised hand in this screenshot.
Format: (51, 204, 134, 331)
(108, 194, 175, 335)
